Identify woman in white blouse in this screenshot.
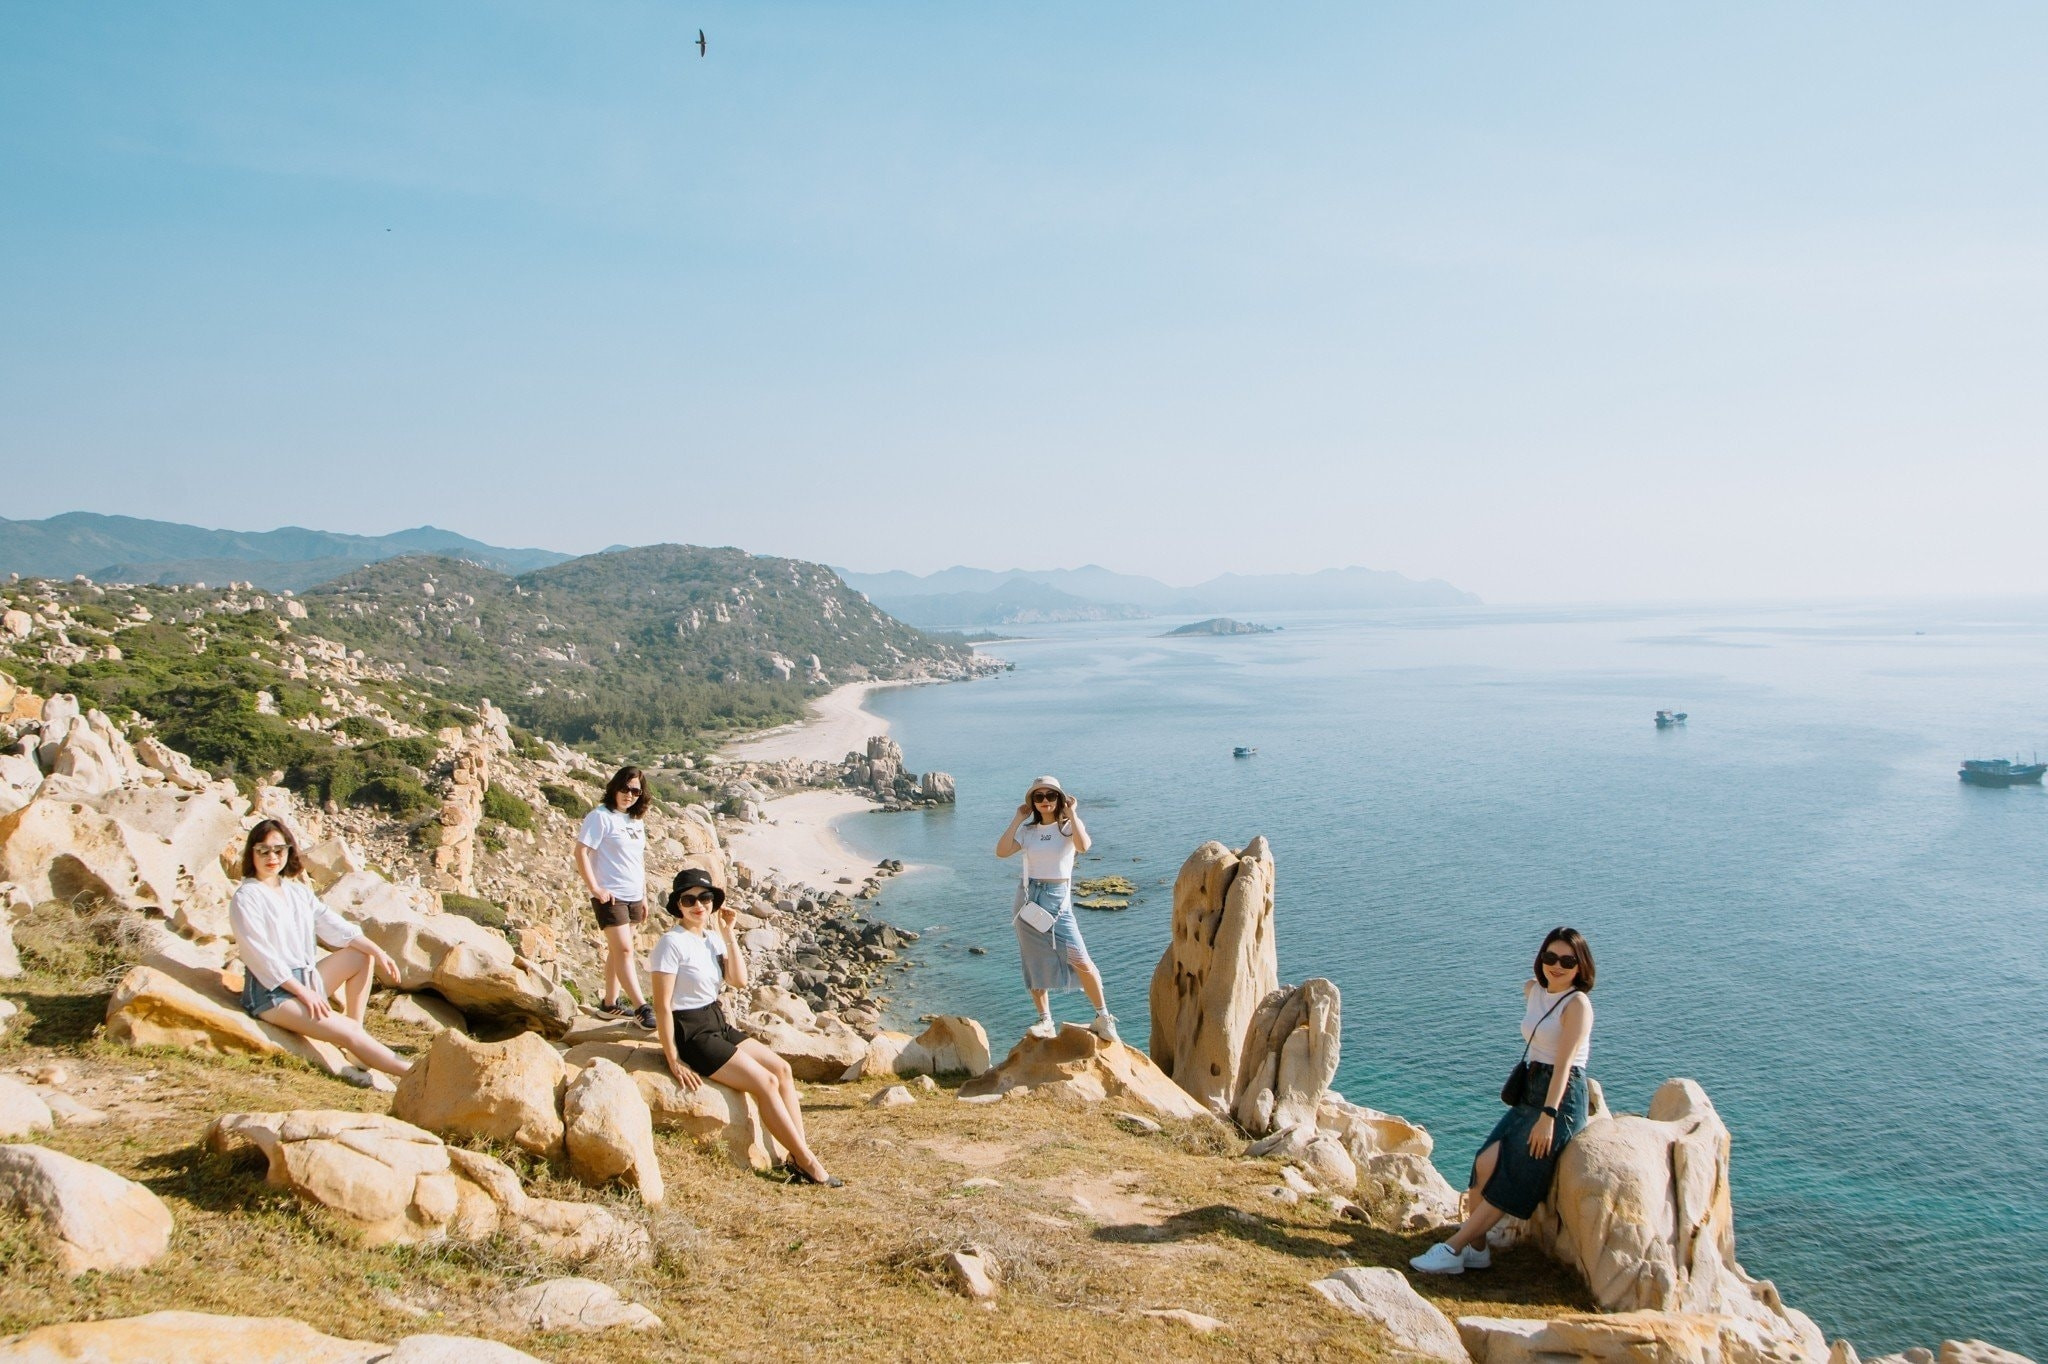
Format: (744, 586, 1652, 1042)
(228, 820, 409, 1079)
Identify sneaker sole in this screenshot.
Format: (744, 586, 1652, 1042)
(1409, 1259, 1465, 1275)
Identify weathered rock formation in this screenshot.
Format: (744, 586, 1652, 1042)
(563, 1058, 664, 1205)
(1462, 1311, 1831, 1364)
(206, 1109, 648, 1260)
(0, 1143, 174, 1274)
(494, 1278, 662, 1335)
(855, 1014, 994, 1080)
(391, 1029, 567, 1159)
(1525, 1079, 1826, 1362)
(103, 955, 355, 1079)
(0, 1310, 552, 1362)
(1148, 836, 1278, 1116)
(959, 1024, 1220, 1123)
(1312, 1266, 1469, 1362)
(0, 784, 246, 940)
(429, 737, 488, 895)
(1233, 976, 1341, 1137)
(562, 1039, 784, 1170)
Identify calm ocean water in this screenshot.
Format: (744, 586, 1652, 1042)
(836, 602, 2048, 1357)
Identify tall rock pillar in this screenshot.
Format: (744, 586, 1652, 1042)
(1147, 836, 1278, 1117)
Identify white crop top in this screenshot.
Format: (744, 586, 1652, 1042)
(1521, 984, 1592, 1068)
(1015, 821, 1076, 881)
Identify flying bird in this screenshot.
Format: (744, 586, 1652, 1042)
(696, 29, 706, 57)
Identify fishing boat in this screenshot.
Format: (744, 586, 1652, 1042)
(1233, 746, 1257, 758)
(1958, 757, 2046, 788)
(1654, 711, 1688, 728)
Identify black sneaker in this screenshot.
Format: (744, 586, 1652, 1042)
(634, 1003, 658, 1030)
(596, 1000, 630, 1019)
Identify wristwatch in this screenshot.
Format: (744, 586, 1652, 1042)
(1540, 1105, 1560, 1119)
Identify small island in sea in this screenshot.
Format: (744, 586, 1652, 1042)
(1165, 616, 1278, 636)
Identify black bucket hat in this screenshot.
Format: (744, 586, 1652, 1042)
(666, 867, 727, 916)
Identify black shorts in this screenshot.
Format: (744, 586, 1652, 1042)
(593, 896, 646, 929)
(672, 1002, 749, 1077)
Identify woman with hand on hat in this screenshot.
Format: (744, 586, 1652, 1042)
(994, 776, 1120, 1044)
(648, 867, 841, 1187)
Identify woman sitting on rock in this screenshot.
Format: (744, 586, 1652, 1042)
(1410, 926, 1595, 1275)
(648, 867, 842, 1187)
(228, 819, 410, 1080)
(994, 775, 1119, 1044)
(575, 765, 655, 1030)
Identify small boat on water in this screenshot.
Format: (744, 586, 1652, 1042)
(1959, 757, 2046, 787)
(1654, 711, 1688, 728)
(1233, 746, 1257, 758)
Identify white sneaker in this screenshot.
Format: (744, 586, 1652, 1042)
(1027, 1017, 1057, 1039)
(1090, 1012, 1121, 1045)
(1461, 1245, 1491, 1270)
(1408, 1242, 1466, 1275)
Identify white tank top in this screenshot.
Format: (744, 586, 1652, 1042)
(1521, 985, 1592, 1068)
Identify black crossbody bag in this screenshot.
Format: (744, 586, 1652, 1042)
(1501, 989, 1577, 1106)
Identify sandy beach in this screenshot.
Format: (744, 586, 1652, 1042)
(718, 681, 908, 889)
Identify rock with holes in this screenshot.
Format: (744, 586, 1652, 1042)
(1233, 976, 1341, 1137)
(1147, 836, 1278, 1116)
(563, 1058, 664, 1204)
(563, 1039, 782, 1170)
(1524, 1080, 1826, 1363)
(958, 1023, 1220, 1123)
(1311, 1267, 1469, 1361)
(1312, 1094, 1461, 1230)
(391, 1029, 566, 1159)
(103, 959, 354, 1076)
(324, 871, 575, 1037)
(0, 1143, 174, 1273)
(0, 785, 246, 937)
(493, 1278, 663, 1334)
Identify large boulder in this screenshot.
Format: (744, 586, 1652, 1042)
(562, 1040, 782, 1170)
(1233, 977, 1341, 1136)
(0, 1311, 385, 1363)
(1527, 1080, 1826, 1362)
(103, 959, 354, 1078)
(1310, 1095, 1461, 1230)
(325, 871, 576, 1037)
(207, 1110, 648, 1261)
(958, 1024, 1221, 1123)
(563, 1059, 664, 1205)
(392, 1030, 566, 1159)
(1460, 1310, 1827, 1364)
(134, 735, 209, 790)
(0, 785, 245, 936)
(895, 1014, 992, 1077)
(743, 1015, 868, 1082)
(89, 784, 245, 939)
(0, 1143, 174, 1273)
(1148, 836, 1278, 1116)
(0, 748, 41, 819)
(1312, 1266, 1469, 1361)
(35, 706, 141, 800)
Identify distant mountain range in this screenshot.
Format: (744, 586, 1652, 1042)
(835, 563, 1479, 626)
(0, 512, 569, 591)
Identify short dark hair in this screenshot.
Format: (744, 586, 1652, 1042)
(1535, 926, 1596, 993)
(603, 765, 650, 819)
(241, 819, 304, 880)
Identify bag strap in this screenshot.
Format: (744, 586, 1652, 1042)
(1517, 989, 1577, 1068)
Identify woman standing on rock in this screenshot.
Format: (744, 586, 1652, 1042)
(649, 867, 842, 1187)
(229, 819, 410, 1081)
(575, 766, 655, 1030)
(1410, 926, 1596, 1276)
(994, 775, 1119, 1044)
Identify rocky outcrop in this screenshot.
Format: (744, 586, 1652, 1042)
(1312, 1266, 1469, 1362)
(0, 1311, 553, 1363)
(1148, 836, 1278, 1117)
(1526, 1079, 1826, 1362)
(430, 739, 488, 896)
(103, 957, 355, 1078)
(562, 1039, 783, 1170)
(0, 783, 246, 940)
(391, 1030, 566, 1159)
(958, 1024, 1220, 1123)
(742, 1014, 868, 1082)
(325, 870, 576, 1037)
(206, 1109, 648, 1260)
(1462, 1311, 1828, 1364)
(0, 1143, 174, 1273)
(868, 1014, 992, 1079)
(563, 1059, 664, 1205)
(1233, 977, 1340, 1137)
(1308, 1094, 1461, 1230)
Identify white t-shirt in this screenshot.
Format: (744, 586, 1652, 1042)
(229, 878, 363, 991)
(577, 805, 647, 901)
(1016, 820, 1077, 881)
(649, 927, 728, 1010)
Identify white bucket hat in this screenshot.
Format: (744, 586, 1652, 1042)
(1025, 775, 1065, 802)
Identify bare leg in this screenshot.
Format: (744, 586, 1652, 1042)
(1445, 1141, 1508, 1252)
(738, 1039, 809, 1151)
(603, 924, 645, 1007)
(1029, 988, 1051, 1018)
(711, 1049, 827, 1180)
(259, 999, 411, 1077)
(315, 949, 373, 1024)
(1072, 957, 1108, 1014)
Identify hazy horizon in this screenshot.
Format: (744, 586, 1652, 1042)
(5, 5, 2044, 603)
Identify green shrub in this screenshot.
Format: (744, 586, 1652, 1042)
(482, 785, 536, 830)
(337, 715, 387, 742)
(353, 772, 435, 815)
(439, 894, 506, 930)
(366, 736, 440, 770)
(540, 783, 585, 817)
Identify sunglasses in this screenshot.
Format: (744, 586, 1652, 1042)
(620, 786, 643, 796)
(1031, 792, 1060, 803)
(253, 843, 291, 856)
(1540, 951, 1578, 970)
(676, 891, 715, 907)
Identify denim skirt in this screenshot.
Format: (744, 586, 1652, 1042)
(1475, 1061, 1589, 1219)
(1012, 879, 1093, 992)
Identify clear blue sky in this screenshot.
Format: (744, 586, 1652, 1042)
(3, 3, 2044, 601)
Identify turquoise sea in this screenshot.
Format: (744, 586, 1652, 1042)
(837, 603, 2048, 1358)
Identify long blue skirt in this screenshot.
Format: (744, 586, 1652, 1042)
(1475, 1062, 1589, 1219)
(1012, 878, 1094, 992)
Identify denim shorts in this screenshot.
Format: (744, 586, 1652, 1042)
(241, 965, 317, 1018)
